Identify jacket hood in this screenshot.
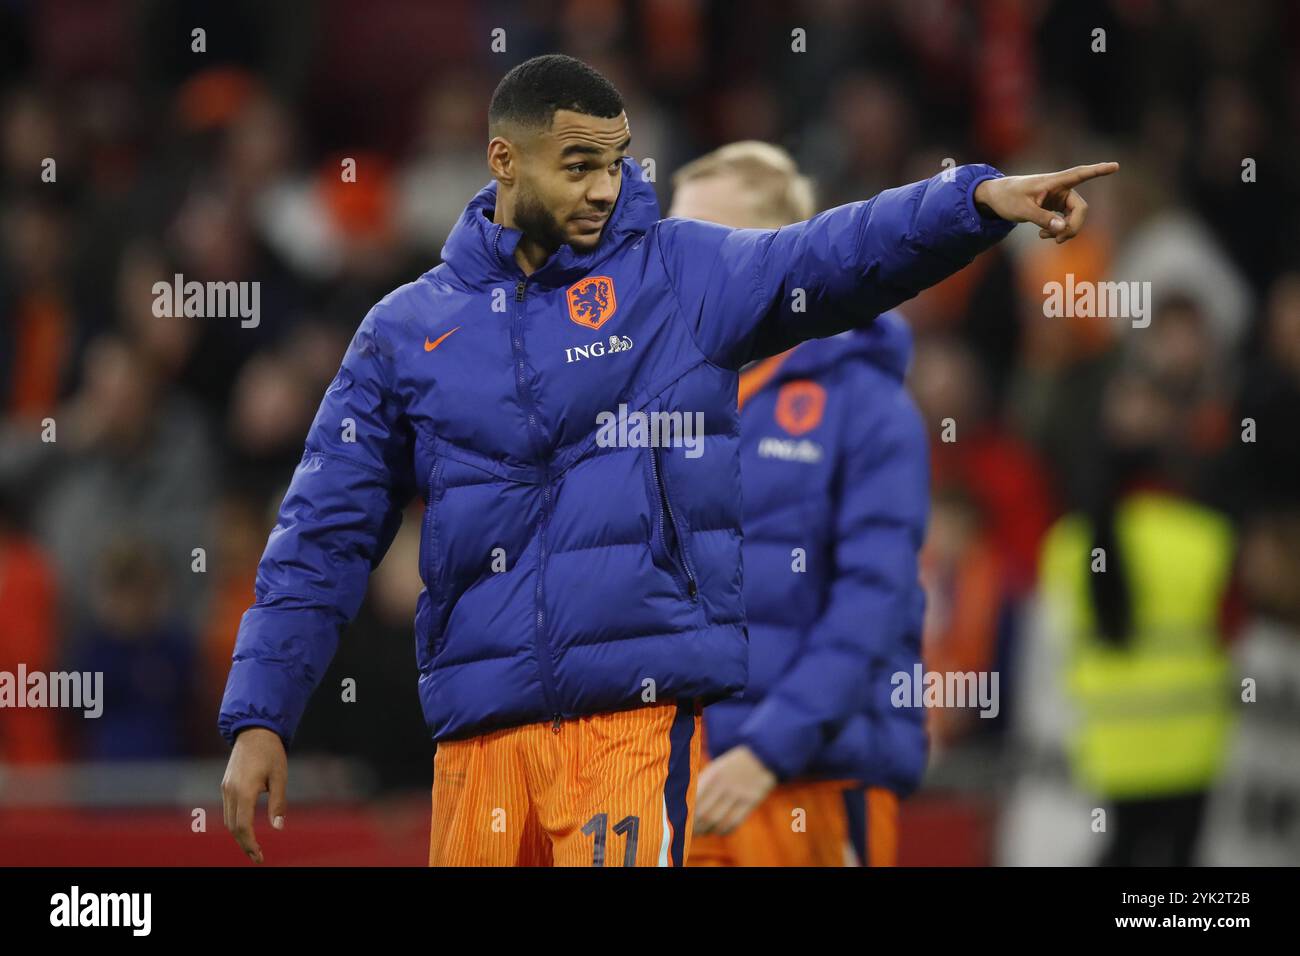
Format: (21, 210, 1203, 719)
(777, 310, 914, 383)
(439, 156, 661, 289)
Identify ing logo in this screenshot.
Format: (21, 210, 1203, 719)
(567, 276, 617, 330)
(774, 380, 826, 436)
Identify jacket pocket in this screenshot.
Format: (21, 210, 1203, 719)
(648, 446, 699, 602)
(419, 453, 447, 658)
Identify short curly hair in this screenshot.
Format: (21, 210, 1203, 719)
(488, 54, 624, 137)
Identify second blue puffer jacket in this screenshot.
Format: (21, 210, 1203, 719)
(704, 314, 929, 794)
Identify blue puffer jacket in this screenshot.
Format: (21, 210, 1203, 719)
(218, 158, 1013, 745)
(704, 314, 929, 794)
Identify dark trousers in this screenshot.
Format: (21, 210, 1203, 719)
(1101, 791, 1208, 867)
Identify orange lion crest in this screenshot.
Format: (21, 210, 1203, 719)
(774, 380, 827, 436)
(566, 276, 617, 330)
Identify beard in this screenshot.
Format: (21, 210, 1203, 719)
(514, 181, 572, 251)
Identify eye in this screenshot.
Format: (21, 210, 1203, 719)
(567, 163, 587, 174)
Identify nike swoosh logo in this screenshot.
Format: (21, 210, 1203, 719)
(424, 327, 460, 352)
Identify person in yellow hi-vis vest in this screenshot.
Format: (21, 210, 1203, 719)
(1038, 373, 1236, 866)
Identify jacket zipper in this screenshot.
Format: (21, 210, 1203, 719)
(650, 447, 699, 601)
(510, 277, 564, 731)
(420, 464, 436, 583)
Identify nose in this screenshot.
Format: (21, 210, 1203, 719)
(587, 169, 619, 207)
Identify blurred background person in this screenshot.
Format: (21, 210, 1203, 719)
(0, 335, 215, 634)
(0, 487, 63, 764)
(1036, 362, 1237, 867)
(289, 505, 433, 794)
(671, 142, 928, 867)
(1195, 511, 1300, 866)
(70, 537, 198, 761)
(1196, 270, 1300, 866)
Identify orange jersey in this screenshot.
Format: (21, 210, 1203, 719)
(429, 698, 702, 866)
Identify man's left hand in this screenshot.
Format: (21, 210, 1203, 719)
(693, 745, 778, 836)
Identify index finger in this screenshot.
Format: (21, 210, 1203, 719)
(1049, 162, 1120, 189)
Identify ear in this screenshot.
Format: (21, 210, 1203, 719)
(487, 137, 516, 185)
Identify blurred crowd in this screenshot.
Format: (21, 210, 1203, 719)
(1, 0, 1298, 863)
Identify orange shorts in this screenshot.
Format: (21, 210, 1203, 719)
(688, 779, 900, 867)
(429, 698, 702, 866)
